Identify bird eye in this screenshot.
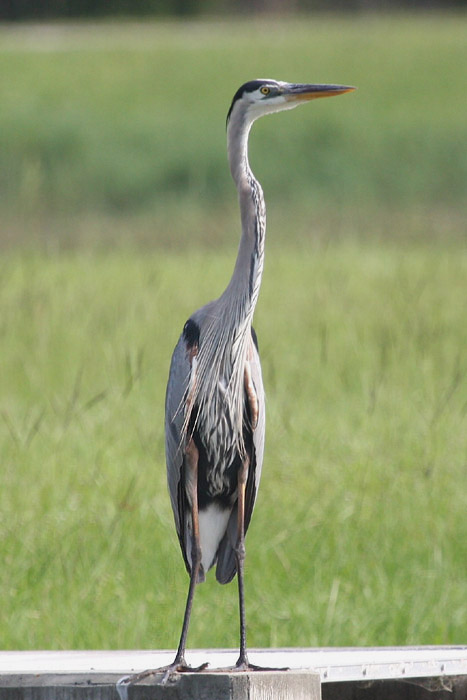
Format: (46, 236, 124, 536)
(260, 86, 270, 95)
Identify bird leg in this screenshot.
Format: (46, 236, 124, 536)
(160, 437, 208, 682)
(244, 361, 258, 430)
(230, 456, 288, 674)
(235, 455, 251, 670)
(117, 438, 207, 693)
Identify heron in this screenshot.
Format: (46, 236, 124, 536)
(163, 78, 354, 679)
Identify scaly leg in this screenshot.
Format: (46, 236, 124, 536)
(116, 438, 206, 695)
(161, 437, 207, 682)
(235, 455, 251, 670)
(231, 452, 287, 674)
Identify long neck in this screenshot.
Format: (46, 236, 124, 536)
(186, 108, 266, 458)
(220, 109, 266, 328)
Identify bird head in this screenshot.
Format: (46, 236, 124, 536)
(226, 79, 355, 127)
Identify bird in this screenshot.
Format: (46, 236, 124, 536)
(163, 79, 355, 679)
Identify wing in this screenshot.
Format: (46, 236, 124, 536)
(165, 334, 191, 570)
(244, 328, 265, 533)
(216, 328, 265, 584)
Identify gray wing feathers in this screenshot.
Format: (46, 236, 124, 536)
(215, 509, 239, 584)
(165, 335, 190, 542)
(250, 340, 266, 501)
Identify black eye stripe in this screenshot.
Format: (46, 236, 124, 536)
(226, 80, 279, 124)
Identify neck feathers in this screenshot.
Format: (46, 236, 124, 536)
(224, 104, 266, 329)
(182, 103, 266, 462)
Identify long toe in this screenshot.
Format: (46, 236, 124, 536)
(160, 661, 209, 685)
(234, 658, 289, 672)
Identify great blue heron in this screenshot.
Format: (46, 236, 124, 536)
(117, 80, 355, 696)
(162, 79, 355, 679)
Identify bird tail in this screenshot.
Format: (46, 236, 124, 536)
(215, 509, 238, 584)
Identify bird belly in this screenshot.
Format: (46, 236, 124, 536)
(198, 503, 231, 573)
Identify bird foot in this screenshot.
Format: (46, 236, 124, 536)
(232, 655, 289, 673)
(116, 660, 208, 697)
(159, 660, 209, 684)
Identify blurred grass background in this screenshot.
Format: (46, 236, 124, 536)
(1, 14, 466, 248)
(0, 14, 466, 651)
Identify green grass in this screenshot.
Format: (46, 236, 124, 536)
(0, 15, 466, 651)
(1, 243, 466, 649)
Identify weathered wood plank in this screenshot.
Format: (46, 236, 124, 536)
(0, 671, 321, 700)
(1, 648, 467, 700)
(1, 647, 466, 682)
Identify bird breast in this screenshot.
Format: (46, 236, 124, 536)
(196, 383, 242, 496)
(183, 311, 251, 497)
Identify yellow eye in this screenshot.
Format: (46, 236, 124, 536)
(260, 86, 270, 95)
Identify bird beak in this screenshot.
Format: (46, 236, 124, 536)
(284, 83, 356, 102)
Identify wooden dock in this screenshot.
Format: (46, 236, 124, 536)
(1, 646, 466, 699)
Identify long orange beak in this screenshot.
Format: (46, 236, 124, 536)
(284, 83, 356, 102)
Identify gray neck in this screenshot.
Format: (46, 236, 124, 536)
(184, 104, 266, 460)
(221, 105, 266, 329)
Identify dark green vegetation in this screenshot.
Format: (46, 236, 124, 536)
(2, 0, 464, 22)
(0, 16, 466, 650)
(1, 15, 466, 248)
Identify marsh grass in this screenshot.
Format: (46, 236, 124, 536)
(1, 242, 466, 649)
